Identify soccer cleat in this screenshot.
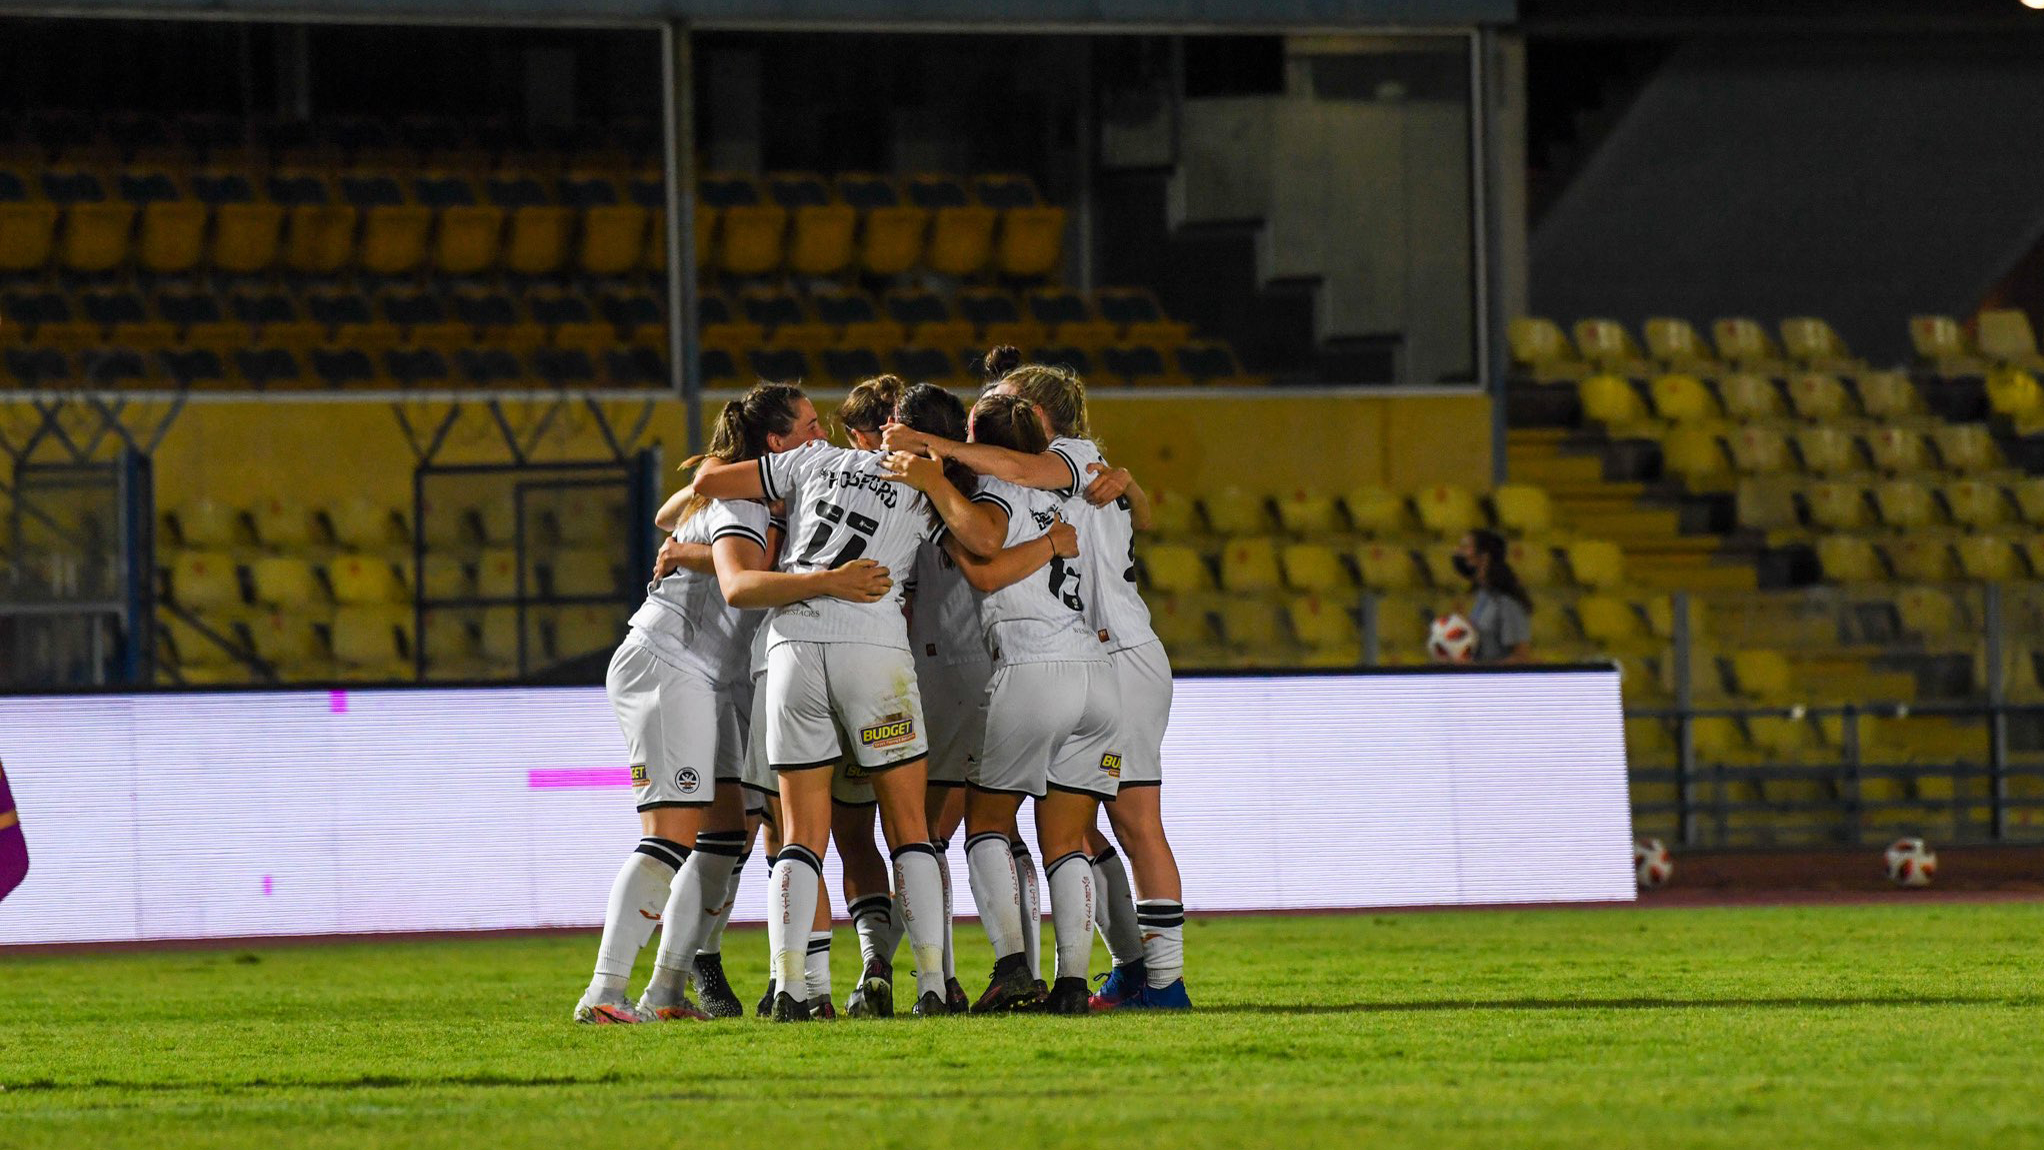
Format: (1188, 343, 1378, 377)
(635, 991, 711, 1022)
(573, 993, 645, 1026)
(944, 976, 970, 1015)
(912, 990, 949, 1017)
(1140, 979, 1192, 1009)
(844, 962, 894, 1019)
(769, 991, 811, 1023)
(1042, 976, 1091, 1015)
(755, 978, 777, 1019)
(808, 996, 837, 1021)
(691, 953, 743, 1019)
(1088, 961, 1149, 1012)
(971, 953, 1041, 1014)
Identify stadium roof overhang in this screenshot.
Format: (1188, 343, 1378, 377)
(0, 0, 1514, 27)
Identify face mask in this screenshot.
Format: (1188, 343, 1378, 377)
(1452, 554, 1477, 580)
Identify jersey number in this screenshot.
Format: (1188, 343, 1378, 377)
(796, 500, 879, 568)
(1048, 557, 1085, 613)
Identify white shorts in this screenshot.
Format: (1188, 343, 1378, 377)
(919, 657, 993, 787)
(741, 669, 782, 797)
(765, 640, 929, 773)
(973, 659, 1122, 801)
(722, 675, 765, 815)
(1111, 641, 1172, 787)
(606, 636, 718, 810)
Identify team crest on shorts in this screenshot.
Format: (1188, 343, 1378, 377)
(860, 713, 916, 750)
(675, 767, 701, 794)
(1100, 753, 1122, 779)
(630, 764, 649, 786)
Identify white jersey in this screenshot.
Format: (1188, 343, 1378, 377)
(907, 538, 991, 667)
(969, 477, 1104, 666)
(1048, 435, 1158, 654)
(745, 510, 787, 679)
(626, 499, 769, 684)
(756, 440, 929, 651)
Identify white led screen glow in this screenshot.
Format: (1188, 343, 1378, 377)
(0, 668, 1632, 947)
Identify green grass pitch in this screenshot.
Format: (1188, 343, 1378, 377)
(4, 902, 2043, 1149)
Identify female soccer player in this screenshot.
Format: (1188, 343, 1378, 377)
(689, 395, 995, 1020)
(576, 383, 888, 1025)
(883, 360, 1191, 1010)
(883, 391, 1118, 1015)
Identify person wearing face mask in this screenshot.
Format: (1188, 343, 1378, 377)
(1452, 528, 1534, 664)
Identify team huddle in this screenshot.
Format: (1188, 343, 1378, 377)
(574, 350, 1190, 1022)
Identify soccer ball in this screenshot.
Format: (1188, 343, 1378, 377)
(1428, 614, 1476, 663)
(1634, 838, 1673, 889)
(1884, 837, 1937, 888)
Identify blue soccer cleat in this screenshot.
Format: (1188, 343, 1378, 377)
(1087, 961, 1148, 1012)
(1139, 978, 1192, 1009)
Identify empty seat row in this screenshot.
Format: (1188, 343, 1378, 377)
(1138, 535, 1628, 595)
(163, 548, 627, 612)
(1737, 476, 2044, 535)
(1511, 316, 1863, 381)
(1813, 534, 2044, 585)
(159, 603, 625, 684)
(163, 495, 624, 553)
(3, 343, 669, 390)
(1578, 371, 1934, 430)
(701, 284, 1188, 355)
(1657, 421, 2005, 484)
(709, 339, 1252, 391)
(1148, 483, 1558, 540)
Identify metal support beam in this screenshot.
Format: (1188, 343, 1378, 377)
(1476, 27, 1510, 487)
(661, 20, 703, 457)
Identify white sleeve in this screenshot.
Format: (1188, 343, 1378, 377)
(705, 501, 769, 551)
(1047, 437, 1097, 499)
(758, 441, 830, 504)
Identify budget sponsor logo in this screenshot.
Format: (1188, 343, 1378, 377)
(860, 717, 915, 748)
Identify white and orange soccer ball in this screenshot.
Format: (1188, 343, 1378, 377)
(1634, 838, 1673, 889)
(1884, 837, 1937, 888)
(1428, 614, 1477, 663)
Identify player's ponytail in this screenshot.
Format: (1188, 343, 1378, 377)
(968, 393, 1050, 456)
(1001, 362, 1090, 443)
(1471, 528, 1533, 614)
(672, 382, 806, 527)
(980, 344, 1022, 383)
(838, 374, 907, 441)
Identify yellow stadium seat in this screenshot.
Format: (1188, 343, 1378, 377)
(1577, 373, 1652, 429)
(1642, 317, 1720, 371)
(548, 550, 617, 598)
(1661, 425, 1729, 485)
(996, 206, 1067, 278)
(1280, 542, 1351, 592)
(926, 204, 997, 276)
(283, 205, 357, 274)
(1988, 369, 2044, 430)
(1856, 371, 1922, 421)
(1202, 488, 1272, 535)
(59, 203, 135, 272)
(0, 202, 60, 272)
(421, 610, 480, 677)
(1895, 585, 1961, 637)
(331, 605, 408, 676)
(1749, 717, 1817, 761)
(358, 205, 431, 274)
(1571, 318, 1649, 373)
(251, 497, 317, 550)
(248, 611, 327, 679)
(475, 549, 521, 599)
(787, 203, 856, 276)
(250, 556, 321, 612)
(1977, 309, 2044, 367)
(1956, 534, 2021, 582)
(1219, 537, 1283, 593)
(434, 204, 504, 275)
(1944, 479, 2009, 528)
(553, 605, 620, 661)
(1933, 424, 1999, 474)
(211, 202, 284, 273)
(1146, 594, 1216, 652)
(478, 605, 522, 668)
(1816, 535, 1884, 583)
(580, 204, 650, 275)
(328, 554, 404, 605)
(1785, 373, 1854, 422)
(1805, 481, 1871, 532)
(1794, 426, 1861, 475)
(1218, 597, 1289, 657)
(1717, 373, 1786, 422)
(329, 499, 401, 550)
(1643, 594, 1711, 642)
(1626, 717, 1677, 767)
(1141, 543, 1211, 594)
(1273, 489, 1344, 535)
(1910, 315, 1983, 373)
(1690, 716, 1748, 765)
(504, 205, 571, 275)
(420, 555, 471, 600)
(1414, 485, 1484, 537)
(2014, 477, 2044, 526)
(1145, 490, 1202, 537)
(1873, 480, 1939, 530)
(1284, 593, 1360, 650)
(138, 201, 207, 274)
(1735, 477, 1799, 533)
(1648, 373, 1718, 422)
(1343, 487, 1411, 537)
(1565, 539, 1626, 589)
(1577, 594, 1646, 650)
(1491, 485, 1553, 535)
(1866, 426, 1931, 474)
(1712, 317, 1786, 371)
(1504, 539, 1558, 587)
(860, 205, 929, 277)
(1726, 424, 1793, 474)
(1882, 538, 1955, 583)
(1507, 317, 1588, 381)
(176, 499, 243, 548)
(1730, 649, 1795, 700)
(1779, 317, 1859, 370)
(169, 550, 242, 610)
(1353, 542, 1422, 591)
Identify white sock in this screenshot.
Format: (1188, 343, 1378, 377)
(965, 832, 1024, 960)
(646, 834, 742, 1000)
(698, 848, 748, 957)
(935, 837, 956, 980)
(806, 929, 833, 1002)
(1045, 851, 1096, 984)
(768, 846, 821, 1000)
(1092, 846, 1143, 968)
(1013, 839, 1042, 982)
(762, 853, 779, 988)
(891, 842, 949, 999)
(848, 892, 895, 971)
(1138, 899, 1186, 988)
(586, 837, 685, 999)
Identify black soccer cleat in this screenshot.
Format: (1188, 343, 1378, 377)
(971, 953, 1041, 1014)
(912, 990, 949, 1017)
(1042, 976, 1091, 1015)
(692, 953, 743, 1019)
(944, 976, 971, 1015)
(755, 977, 777, 1019)
(769, 990, 811, 1023)
(808, 996, 837, 1021)
(845, 961, 894, 1019)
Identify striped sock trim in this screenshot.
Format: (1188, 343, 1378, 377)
(779, 844, 823, 874)
(889, 840, 937, 862)
(691, 833, 745, 858)
(1043, 850, 1089, 878)
(1009, 839, 1032, 862)
(634, 837, 689, 871)
(847, 893, 893, 925)
(1091, 845, 1120, 867)
(932, 836, 951, 853)
(964, 831, 1008, 853)
(1136, 900, 1185, 928)
(806, 933, 833, 955)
